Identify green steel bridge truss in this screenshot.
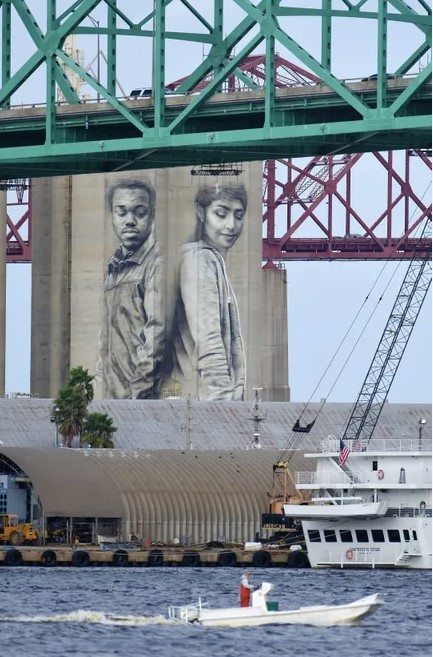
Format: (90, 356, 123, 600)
(0, 0, 431, 178)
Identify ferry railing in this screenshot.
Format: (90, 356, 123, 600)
(295, 470, 431, 486)
(387, 505, 432, 519)
(295, 471, 366, 486)
(320, 437, 432, 453)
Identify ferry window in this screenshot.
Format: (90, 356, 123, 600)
(403, 530, 410, 542)
(307, 530, 321, 543)
(387, 529, 401, 543)
(339, 530, 353, 543)
(355, 529, 369, 542)
(324, 530, 337, 543)
(372, 529, 384, 542)
(412, 530, 418, 541)
(372, 461, 378, 471)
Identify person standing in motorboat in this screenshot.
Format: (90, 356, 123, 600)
(239, 570, 256, 607)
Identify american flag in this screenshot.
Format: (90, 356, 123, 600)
(339, 439, 350, 466)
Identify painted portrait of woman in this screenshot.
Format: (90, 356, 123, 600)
(171, 183, 247, 401)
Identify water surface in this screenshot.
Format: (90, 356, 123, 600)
(0, 567, 430, 657)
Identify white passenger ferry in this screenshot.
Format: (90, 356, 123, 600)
(283, 436, 432, 569)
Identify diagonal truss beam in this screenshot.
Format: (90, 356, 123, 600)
(10, 0, 79, 103)
(262, 150, 432, 262)
(0, 0, 101, 107)
(0, 0, 430, 177)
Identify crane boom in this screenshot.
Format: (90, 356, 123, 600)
(342, 219, 431, 446)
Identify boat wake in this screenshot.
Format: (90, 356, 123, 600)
(0, 610, 177, 626)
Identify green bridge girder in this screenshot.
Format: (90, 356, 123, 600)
(0, 0, 431, 179)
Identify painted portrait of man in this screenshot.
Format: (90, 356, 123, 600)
(96, 177, 168, 399)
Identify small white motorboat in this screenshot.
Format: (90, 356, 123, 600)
(167, 582, 384, 628)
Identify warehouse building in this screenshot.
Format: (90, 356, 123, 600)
(0, 398, 429, 544)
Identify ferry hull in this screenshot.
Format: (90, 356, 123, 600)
(302, 516, 432, 570)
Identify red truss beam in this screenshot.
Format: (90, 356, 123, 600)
(166, 53, 320, 93)
(5, 181, 31, 263)
(262, 150, 432, 264)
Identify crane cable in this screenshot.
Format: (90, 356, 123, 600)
(276, 284, 386, 465)
(277, 269, 391, 464)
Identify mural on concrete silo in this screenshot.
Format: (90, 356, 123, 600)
(94, 172, 253, 402)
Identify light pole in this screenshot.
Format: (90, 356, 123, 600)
(51, 406, 60, 447)
(418, 418, 427, 450)
(88, 15, 100, 102)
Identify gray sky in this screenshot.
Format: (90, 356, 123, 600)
(4, 0, 432, 404)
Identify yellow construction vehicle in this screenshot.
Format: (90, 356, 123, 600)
(268, 460, 312, 514)
(261, 460, 313, 539)
(0, 514, 38, 545)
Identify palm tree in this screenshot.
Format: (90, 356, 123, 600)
(68, 366, 95, 404)
(81, 412, 116, 448)
(51, 366, 116, 449)
(51, 387, 88, 448)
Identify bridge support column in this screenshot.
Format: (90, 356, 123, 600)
(31, 176, 72, 397)
(260, 267, 289, 401)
